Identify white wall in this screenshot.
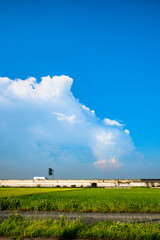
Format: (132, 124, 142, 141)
(0, 179, 160, 188)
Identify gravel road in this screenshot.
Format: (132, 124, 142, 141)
(0, 211, 160, 224)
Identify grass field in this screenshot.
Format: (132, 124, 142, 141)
(0, 214, 160, 240)
(0, 187, 160, 213)
(0, 187, 76, 198)
(1, 188, 160, 239)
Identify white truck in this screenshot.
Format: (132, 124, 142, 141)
(33, 176, 48, 180)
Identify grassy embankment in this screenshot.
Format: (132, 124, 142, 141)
(0, 187, 160, 213)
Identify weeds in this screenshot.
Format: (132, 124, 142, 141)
(0, 214, 160, 239)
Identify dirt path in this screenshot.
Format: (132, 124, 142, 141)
(0, 211, 160, 224)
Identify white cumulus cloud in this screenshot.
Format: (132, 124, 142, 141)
(94, 156, 119, 169)
(104, 118, 123, 127)
(0, 75, 138, 178)
(52, 112, 77, 124)
(125, 129, 130, 134)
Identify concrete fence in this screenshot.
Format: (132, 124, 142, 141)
(0, 179, 160, 188)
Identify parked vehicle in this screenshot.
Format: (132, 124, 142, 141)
(33, 176, 48, 180)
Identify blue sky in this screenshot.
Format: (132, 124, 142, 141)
(0, 0, 160, 179)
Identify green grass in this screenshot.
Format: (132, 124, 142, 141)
(0, 187, 160, 213)
(0, 187, 76, 198)
(0, 214, 160, 240)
